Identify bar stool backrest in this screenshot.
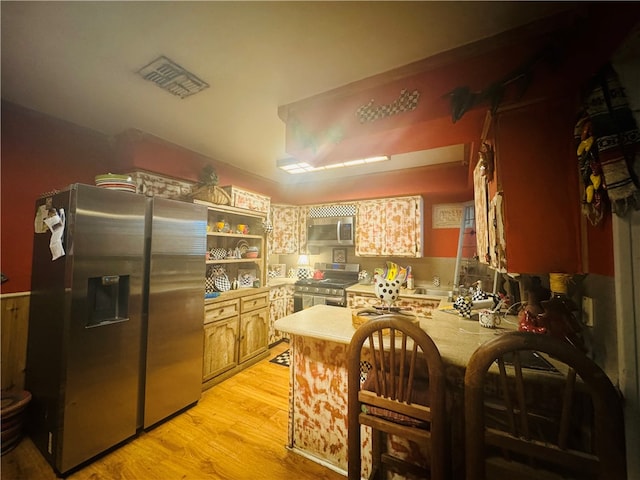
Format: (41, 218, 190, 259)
(464, 331, 626, 480)
(347, 314, 447, 480)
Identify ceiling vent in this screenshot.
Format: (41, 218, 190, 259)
(137, 55, 209, 99)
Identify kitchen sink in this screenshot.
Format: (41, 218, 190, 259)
(412, 288, 449, 296)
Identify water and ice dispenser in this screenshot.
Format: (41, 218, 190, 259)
(87, 275, 130, 327)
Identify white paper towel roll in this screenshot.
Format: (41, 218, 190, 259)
(471, 298, 495, 310)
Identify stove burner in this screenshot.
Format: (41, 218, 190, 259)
(294, 276, 358, 299)
(293, 262, 360, 312)
(295, 277, 357, 288)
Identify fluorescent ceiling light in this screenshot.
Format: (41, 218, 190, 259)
(363, 156, 389, 163)
(277, 155, 389, 174)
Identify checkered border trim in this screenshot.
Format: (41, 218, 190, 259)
(308, 205, 356, 217)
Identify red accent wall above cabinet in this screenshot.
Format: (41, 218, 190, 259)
(111, 129, 281, 199)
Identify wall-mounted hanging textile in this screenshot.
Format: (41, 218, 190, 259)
(577, 63, 640, 222)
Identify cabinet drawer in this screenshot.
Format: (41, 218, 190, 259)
(241, 292, 269, 313)
(205, 299, 240, 324)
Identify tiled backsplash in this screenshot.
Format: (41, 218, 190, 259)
(270, 249, 460, 288)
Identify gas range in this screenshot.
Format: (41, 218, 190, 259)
(294, 277, 359, 296)
(293, 263, 359, 311)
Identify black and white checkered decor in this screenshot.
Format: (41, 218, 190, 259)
(453, 295, 473, 318)
(355, 89, 420, 124)
(269, 349, 290, 367)
(472, 288, 500, 308)
(360, 361, 372, 384)
(205, 276, 216, 293)
(308, 205, 356, 218)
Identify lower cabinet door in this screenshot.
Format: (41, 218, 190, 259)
(348, 292, 441, 318)
(239, 308, 268, 364)
(203, 316, 239, 382)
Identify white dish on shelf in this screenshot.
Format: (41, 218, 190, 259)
(236, 239, 249, 256)
(214, 274, 231, 292)
(210, 248, 226, 260)
(95, 173, 137, 192)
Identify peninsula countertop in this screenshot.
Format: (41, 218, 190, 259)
(274, 304, 519, 368)
(346, 283, 448, 300)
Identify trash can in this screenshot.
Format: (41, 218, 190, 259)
(1, 389, 32, 455)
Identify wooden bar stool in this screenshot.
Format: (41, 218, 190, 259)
(347, 314, 447, 480)
(464, 331, 626, 480)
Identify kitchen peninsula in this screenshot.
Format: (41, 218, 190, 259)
(273, 304, 520, 477)
(346, 284, 442, 317)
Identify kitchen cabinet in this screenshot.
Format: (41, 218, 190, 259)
(269, 204, 301, 255)
(346, 290, 441, 318)
(269, 283, 295, 345)
(239, 292, 269, 363)
(202, 290, 270, 390)
(221, 185, 270, 214)
(479, 97, 582, 274)
(198, 201, 267, 287)
(203, 316, 239, 381)
(355, 196, 423, 257)
(203, 299, 240, 384)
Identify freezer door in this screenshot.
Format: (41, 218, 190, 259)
(26, 184, 147, 474)
(61, 185, 146, 473)
(143, 197, 206, 428)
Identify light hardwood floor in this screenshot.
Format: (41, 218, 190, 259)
(1, 342, 346, 480)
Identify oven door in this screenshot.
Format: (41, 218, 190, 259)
(321, 296, 346, 307)
(294, 293, 345, 312)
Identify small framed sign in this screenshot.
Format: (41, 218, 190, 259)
(332, 248, 347, 264)
(432, 203, 463, 229)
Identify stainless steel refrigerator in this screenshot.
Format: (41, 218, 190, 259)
(25, 183, 206, 475)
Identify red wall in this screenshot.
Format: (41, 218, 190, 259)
(1, 102, 113, 294)
(1, 102, 471, 294)
(110, 129, 282, 198)
(422, 194, 471, 259)
(271, 162, 472, 204)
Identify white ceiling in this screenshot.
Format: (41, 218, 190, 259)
(1, 1, 570, 183)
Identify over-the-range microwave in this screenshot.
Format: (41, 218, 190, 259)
(307, 216, 355, 247)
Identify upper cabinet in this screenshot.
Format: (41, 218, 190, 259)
(269, 204, 301, 255)
(271, 197, 423, 258)
(479, 97, 582, 274)
(356, 196, 424, 257)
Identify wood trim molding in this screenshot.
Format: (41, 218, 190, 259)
(1, 293, 30, 391)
